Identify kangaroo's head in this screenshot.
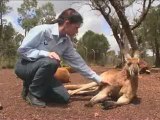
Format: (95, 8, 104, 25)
(124, 51, 140, 78)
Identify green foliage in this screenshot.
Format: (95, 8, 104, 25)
(134, 6, 160, 51)
(14, 33, 24, 46)
(17, 0, 56, 31)
(134, 6, 160, 67)
(0, 0, 12, 38)
(80, 30, 110, 52)
(144, 7, 160, 46)
(77, 30, 110, 65)
(38, 2, 56, 24)
(17, 0, 38, 30)
(0, 0, 12, 15)
(0, 23, 24, 69)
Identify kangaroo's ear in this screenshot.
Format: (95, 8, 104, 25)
(134, 50, 140, 58)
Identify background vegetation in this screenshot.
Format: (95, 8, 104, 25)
(0, 0, 160, 69)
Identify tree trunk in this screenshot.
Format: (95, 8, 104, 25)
(99, 9, 124, 51)
(0, 1, 3, 38)
(109, 0, 138, 51)
(154, 38, 160, 67)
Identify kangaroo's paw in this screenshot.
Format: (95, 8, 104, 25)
(84, 102, 94, 107)
(101, 101, 117, 110)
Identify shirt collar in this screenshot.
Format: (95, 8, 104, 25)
(51, 23, 59, 37)
(51, 23, 69, 41)
(50, 24, 71, 43)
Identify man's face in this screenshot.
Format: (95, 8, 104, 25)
(65, 22, 81, 37)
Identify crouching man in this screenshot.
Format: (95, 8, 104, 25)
(15, 8, 108, 107)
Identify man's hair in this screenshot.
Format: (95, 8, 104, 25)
(51, 8, 83, 25)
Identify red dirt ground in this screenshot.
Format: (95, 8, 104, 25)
(0, 66, 160, 120)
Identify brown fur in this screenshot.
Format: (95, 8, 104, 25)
(65, 51, 140, 109)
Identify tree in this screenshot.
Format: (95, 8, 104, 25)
(17, 0, 38, 35)
(88, 0, 155, 53)
(0, 23, 19, 68)
(84, 0, 156, 67)
(138, 6, 160, 67)
(77, 30, 110, 64)
(0, 0, 12, 37)
(14, 33, 24, 47)
(17, 0, 56, 35)
(38, 2, 56, 24)
(0, 0, 12, 64)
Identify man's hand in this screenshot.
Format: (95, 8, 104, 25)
(48, 52, 60, 61)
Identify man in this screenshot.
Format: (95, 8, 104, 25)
(15, 8, 107, 107)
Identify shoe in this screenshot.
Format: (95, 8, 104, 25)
(21, 86, 29, 100)
(26, 92, 46, 107)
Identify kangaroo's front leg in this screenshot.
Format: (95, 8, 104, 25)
(85, 85, 114, 107)
(102, 94, 131, 109)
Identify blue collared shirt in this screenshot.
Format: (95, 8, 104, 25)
(18, 24, 101, 83)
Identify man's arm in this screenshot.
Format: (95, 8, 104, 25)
(63, 42, 101, 84)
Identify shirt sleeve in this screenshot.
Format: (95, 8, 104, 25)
(62, 41, 102, 84)
(17, 27, 49, 61)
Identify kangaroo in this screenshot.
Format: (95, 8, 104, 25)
(65, 51, 140, 109)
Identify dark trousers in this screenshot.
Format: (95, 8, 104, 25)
(15, 57, 70, 103)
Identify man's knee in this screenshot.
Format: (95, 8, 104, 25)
(53, 92, 70, 104)
(61, 93, 70, 104)
(48, 85, 70, 104)
(39, 58, 60, 71)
